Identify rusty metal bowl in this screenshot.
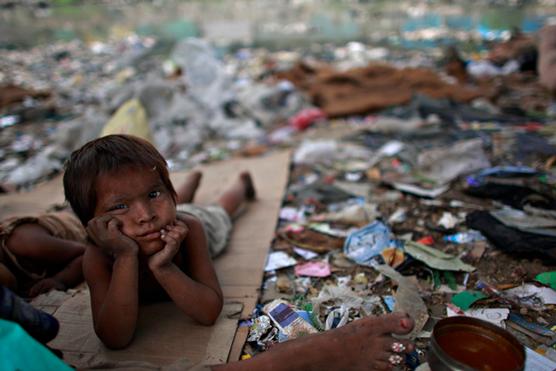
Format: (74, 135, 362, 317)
(427, 316, 525, 371)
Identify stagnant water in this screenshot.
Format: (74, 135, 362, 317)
(1, 0, 555, 50)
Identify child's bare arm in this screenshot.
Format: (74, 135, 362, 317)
(150, 215, 223, 325)
(84, 215, 140, 349)
(6, 223, 85, 263)
(28, 255, 84, 297)
(5, 223, 87, 297)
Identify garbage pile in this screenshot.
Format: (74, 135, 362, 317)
(240, 31, 556, 369)
(0, 36, 311, 189)
(244, 130, 556, 368)
(2, 24, 555, 190)
(3, 22, 556, 369)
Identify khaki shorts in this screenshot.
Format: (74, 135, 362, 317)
(176, 204, 232, 258)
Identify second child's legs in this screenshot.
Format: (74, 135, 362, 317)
(218, 172, 256, 218)
(175, 170, 203, 204)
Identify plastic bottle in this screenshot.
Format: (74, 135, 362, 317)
(443, 230, 485, 244)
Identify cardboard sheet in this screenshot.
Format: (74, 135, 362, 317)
(2, 150, 291, 368)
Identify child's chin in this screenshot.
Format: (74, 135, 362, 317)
(140, 242, 164, 257)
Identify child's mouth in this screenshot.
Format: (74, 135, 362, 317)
(137, 230, 161, 241)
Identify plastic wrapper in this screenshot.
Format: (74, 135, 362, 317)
(263, 300, 317, 340)
(247, 315, 273, 342)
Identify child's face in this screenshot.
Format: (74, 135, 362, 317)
(93, 166, 176, 257)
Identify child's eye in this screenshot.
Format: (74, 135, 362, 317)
(109, 203, 127, 211)
(149, 191, 161, 199)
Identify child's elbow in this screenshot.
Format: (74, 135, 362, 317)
(199, 298, 223, 326)
(101, 336, 133, 350)
(199, 316, 218, 326)
(95, 326, 134, 350)
(104, 339, 131, 350)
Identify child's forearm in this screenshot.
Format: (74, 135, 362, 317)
(95, 254, 139, 349)
(153, 264, 223, 325)
(51, 255, 84, 289)
(55, 240, 87, 262)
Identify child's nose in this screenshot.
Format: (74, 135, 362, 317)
(136, 203, 156, 223)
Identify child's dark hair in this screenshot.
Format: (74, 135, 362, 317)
(63, 135, 177, 225)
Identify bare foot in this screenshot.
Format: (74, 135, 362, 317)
(240, 171, 256, 200)
(0, 183, 17, 193)
(176, 170, 202, 204)
(321, 312, 415, 370)
(214, 312, 415, 371)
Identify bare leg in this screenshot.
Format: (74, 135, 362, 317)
(217, 171, 256, 218)
(175, 170, 203, 204)
(213, 312, 415, 371)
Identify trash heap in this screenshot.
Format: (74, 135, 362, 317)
(241, 42, 556, 368)
(244, 131, 556, 367)
(3, 26, 556, 368)
(0, 37, 311, 189)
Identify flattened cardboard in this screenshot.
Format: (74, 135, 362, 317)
(0, 174, 65, 219)
(2, 150, 291, 368)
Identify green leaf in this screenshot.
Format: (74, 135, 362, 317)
(451, 290, 487, 311)
(432, 270, 441, 289)
(444, 271, 458, 291)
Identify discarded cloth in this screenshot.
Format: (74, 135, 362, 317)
(466, 210, 556, 262)
(276, 63, 483, 118)
(464, 183, 556, 210)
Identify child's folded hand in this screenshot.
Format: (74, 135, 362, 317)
(28, 278, 65, 298)
(86, 215, 138, 258)
(148, 220, 189, 271)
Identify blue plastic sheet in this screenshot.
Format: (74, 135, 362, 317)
(0, 319, 72, 371)
(343, 221, 402, 266)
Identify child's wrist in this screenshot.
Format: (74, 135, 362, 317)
(150, 262, 178, 276)
(113, 250, 139, 261)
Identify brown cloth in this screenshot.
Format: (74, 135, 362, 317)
(0, 85, 50, 110)
(539, 24, 556, 94)
(276, 62, 483, 118)
(0, 211, 87, 280)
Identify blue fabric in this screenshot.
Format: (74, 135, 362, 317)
(0, 318, 72, 371)
(0, 285, 59, 343)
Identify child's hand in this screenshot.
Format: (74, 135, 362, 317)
(148, 220, 189, 271)
(28, 278, 65, 297)
(87, 215, 138, 258)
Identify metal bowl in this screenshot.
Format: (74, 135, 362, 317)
(427, 316, 525, 371)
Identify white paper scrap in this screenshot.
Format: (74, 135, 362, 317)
(264, 251, 297, 272)
(293, 247, 319, 260)
(505, 284, 556, 305)
(279, 207, 305, 222)
(446, 307, 510, 328)
(392, 182, 449, 198)
(525, 347, 556, 371)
